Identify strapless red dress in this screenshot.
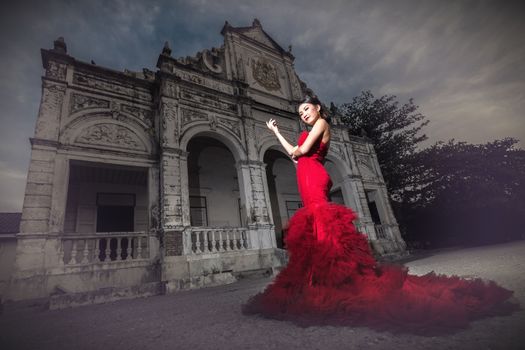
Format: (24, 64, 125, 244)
(242, 131, 519, 335)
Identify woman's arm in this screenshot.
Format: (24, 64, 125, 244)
(292, 118, 328, 157)
(266, 118, 296, 156)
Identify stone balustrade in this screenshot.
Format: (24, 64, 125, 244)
(374, 224, 390, 240)
(60, 232, 149, 265)
(188, 227, 249, 255)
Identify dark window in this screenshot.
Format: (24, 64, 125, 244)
(190, 196, 208, 226)
(285, 200, 303, 219)
(365, 191, 382, 225)
(96, 193, 135, 232)
(329, 189, 345, 205)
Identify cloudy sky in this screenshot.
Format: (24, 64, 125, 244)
(1, 0, 524, 211)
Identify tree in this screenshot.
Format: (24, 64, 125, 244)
(399, 137, 525, 246)
(339, 90, 429, 200)
(338, 90, 525, 247)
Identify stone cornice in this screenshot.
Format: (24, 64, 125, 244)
(161, 146, 188, 156)
(237, 159, 265, 167)
(73, 62, 155, 89)
(30, 137, 59, 148)
(41, 48, 74, 70)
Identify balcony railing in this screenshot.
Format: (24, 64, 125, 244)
(374, 224, 390, 240)
(187, 227, 249, 255)
(60, 232, 149, 266)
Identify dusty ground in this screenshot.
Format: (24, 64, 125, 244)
(1, 240, 524, 350)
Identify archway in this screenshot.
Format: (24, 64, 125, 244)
(187, 136, 242, 227)
(325, 157, 359, 212)
(263, 149, 299, 248)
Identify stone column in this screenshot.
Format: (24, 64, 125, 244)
(237, 160, 275, 250)
(160, 148, 189, 256)
(147, 165, 161, 261)
(340, 175, 361, 213)
(353, 179, 377, 241)
(8, 49, 68, 300)
(48, 154, 69, 235)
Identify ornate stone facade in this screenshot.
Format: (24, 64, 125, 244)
(3, 20, 406, 306)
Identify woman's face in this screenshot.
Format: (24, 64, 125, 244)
(298, 102, 321, 126)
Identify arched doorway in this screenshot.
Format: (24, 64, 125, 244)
(263, 149, 299, 248)
(325, 158, 359, 212)
(187, 137, 242, 227)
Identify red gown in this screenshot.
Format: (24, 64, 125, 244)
(242, 131, 519, 335)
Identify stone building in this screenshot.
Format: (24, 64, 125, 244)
(4, 19, 406, 307)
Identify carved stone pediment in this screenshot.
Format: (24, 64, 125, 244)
(243, 27, 277, 49)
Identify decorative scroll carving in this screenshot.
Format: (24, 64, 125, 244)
(217, 117, 241, 139)
(357, 154, 376, 178)
(37, 82, 66, 139)
(73, 72, 152, 102)
(163, 81, 177, 98)
(163, 102, 177, 141)
(70, 93, 109, 113)
(352, 143, 368, 153)
(181, 107, 207, 125)
(41, 82, 66, 116)
(122, 104, 153, 128)
(43, 80, 67, 93)
(174, 46, 226, 78)
(110, 101, 120, 119)
(76, 124, 145, 151)
(331, 143, 347, 162)
(252, 57, 281, 91)
(180, 88, 236, 112)
(46, 61, 67, 80)
(202, 49, 223, 73)
(172, 70, 233, 94)
(209, 115, 218, 130)
(162, 102, 176, 121)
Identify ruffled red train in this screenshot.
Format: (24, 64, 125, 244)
(243, 131, 519, 335)
(242, 202, 519, 335)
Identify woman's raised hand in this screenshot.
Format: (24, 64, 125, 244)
(266, 118, 279, 134)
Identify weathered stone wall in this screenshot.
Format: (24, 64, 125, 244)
(6, 20, 406, 305)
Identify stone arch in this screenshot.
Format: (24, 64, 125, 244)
(262, 146, 298, 248)
(258, 136, 287, 162)
(325, 154, 352, 178)
(325, 155, 359, 210)
(62, 113, 154, 154)
(186, 135, 243, 228)
(180, 124, 246, 162)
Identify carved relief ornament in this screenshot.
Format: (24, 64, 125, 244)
(251, 57, 281, 91)
(70, 93, 109, 113)
(46, 61, 67, 80)
(76, 123, 146, 151)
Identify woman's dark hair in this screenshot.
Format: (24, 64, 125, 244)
(300, 95, 331, 124)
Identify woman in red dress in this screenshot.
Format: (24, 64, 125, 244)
(242, 95, 519, 335)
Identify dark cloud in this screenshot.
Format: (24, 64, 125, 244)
(1, 0, 524, 210)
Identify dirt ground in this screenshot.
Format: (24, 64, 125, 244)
(1, 240, 524, 350)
